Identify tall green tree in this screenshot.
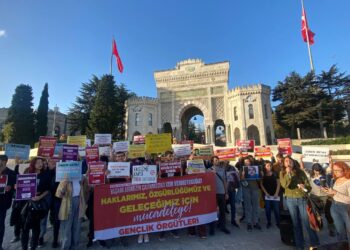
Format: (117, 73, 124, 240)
(35, 83, 49, 140)
(6, 84, 35, 145)
(317, 65, 349, 136)
(68, 75, 99, 135)
(87, 75, 119, 138)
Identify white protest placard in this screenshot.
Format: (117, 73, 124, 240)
(86, 139, 91, 147)
(107, 162, 130, 178)
(302, 146, 329, 164)
(172, 144, 191, 157)
(132, 165, 157, 184)
(113, 141, 129, 153)
(99, 146, 111, 157)
(94, 134, 112, 145)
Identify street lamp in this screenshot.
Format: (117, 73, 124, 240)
(52, 105, 59, 136)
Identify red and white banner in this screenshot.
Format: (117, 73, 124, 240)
(254, 147, 272, 159)
(133, 135, 145, 145)
(38, 136, 57, 157)
(88, 162, 106, 185)
(215, 148, 236, 161)
(94, 173, 217, 239)
(277, 138, 293, 156)
(86, 146, 99, 163)
(236, 139, 255, 153)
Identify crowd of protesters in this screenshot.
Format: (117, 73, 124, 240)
(0, 145, 350, 250)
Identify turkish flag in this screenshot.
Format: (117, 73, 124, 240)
(112, 39, 124, 73)
(301, 8, 315, 45)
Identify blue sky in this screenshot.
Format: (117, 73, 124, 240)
(0, 0, 349, 113)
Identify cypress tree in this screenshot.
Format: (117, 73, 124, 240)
(6, 84, 35, 145)
(35, 83, 49, 139)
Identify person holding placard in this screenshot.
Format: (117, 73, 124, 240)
(158, 151, 179, 242)
(55, 165, 89, 250)
(260, 161, 280, 229)
(224, 160, 240, 228)
(240, 157, 263, 232)
(0, 155, 16, 250)
(303, 160, 336, 237)
(208, 156, 230, 235)
(21, 157, 51, 250)
(280, 156, 319, 249)
(322, 161, 350, 247)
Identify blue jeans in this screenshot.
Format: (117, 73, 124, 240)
(330, 201, 350, 245)
(60, 196, 81, 250)
(285, 197, 320, 249)
(40, 214, 48, 239)
(265, 199, 280, 225)
(228, 189, 236, 223)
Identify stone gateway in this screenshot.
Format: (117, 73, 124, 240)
(126, 59, 275, 146)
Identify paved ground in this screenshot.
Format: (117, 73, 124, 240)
(2, 204, 338, 250)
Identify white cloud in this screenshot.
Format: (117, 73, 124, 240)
(0, 30, 6, 37)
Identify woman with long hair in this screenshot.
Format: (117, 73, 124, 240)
(279, 156, 319, 249)
(306, 162, 336, 237)
(260, 161, 280, 228)
(322, 161, 350, 246)
(21, 157, 51, 250)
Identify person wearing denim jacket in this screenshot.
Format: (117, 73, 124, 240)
(280, 156, 319, 250)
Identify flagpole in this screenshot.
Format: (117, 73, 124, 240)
(301, 0, 314, 72)
(110, 38, 113, 75)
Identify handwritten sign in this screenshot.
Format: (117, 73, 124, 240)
(67, 135, 87, 147)
(186, 159, 206, 174)
(56, 161, 82, 182)
(145, 133, 172, 154)
(99, 146, 111, 157)
(38, 136, 57, 157)
(113, 141, 129, 153)
(302, 146, 329, 164)
(88, 162, 105, 185)
(107, 162, 130, 178)
(132, 165, 157, 184)
(94, 134, 112, 145)
(5, 143, 30, 160)
(15, 174, 37, 200)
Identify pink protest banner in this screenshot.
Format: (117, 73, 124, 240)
(88, 162, 106, 185)
(133, 135, 145, 145)
(236, 140, 255, 153)
(159, 161, 182, 175)
(277, 138, 293, 155)
(86, 146, 99, 163)
(38, 136, 57, 157)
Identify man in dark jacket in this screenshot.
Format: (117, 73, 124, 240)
(0, 155, 16, 250)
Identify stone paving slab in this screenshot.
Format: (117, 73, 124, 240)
(2, 206, 337, 250)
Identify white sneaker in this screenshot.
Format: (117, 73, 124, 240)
(137, 234, 143, 244)
(144, 234, 149, 243)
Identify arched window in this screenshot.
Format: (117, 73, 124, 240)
(234, 107, 238, 121)
(135, 113, 140, 126)
(248, 104, 254, 119)
(148, 113, 152, 126)
(264, 104, 268, 119)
